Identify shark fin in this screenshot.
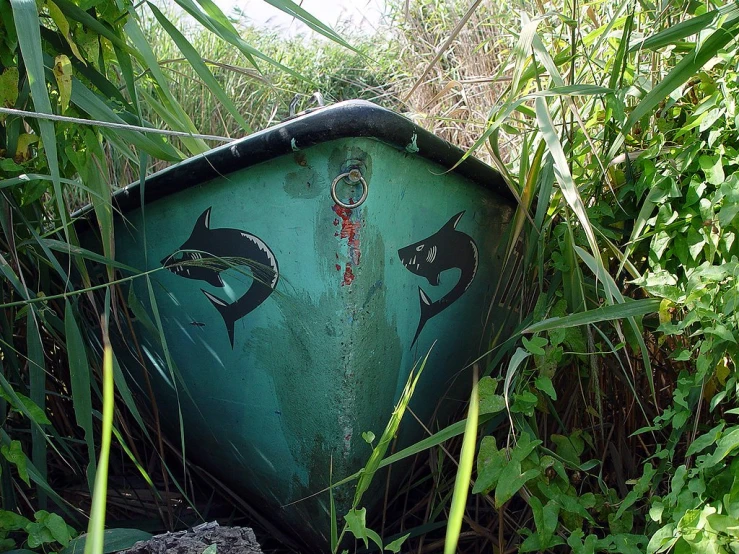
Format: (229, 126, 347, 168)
(194, 207, 212, 231)
(201, 289, 235, 347)
(411, 287, 434, 347)
(443, 211, 465, 230)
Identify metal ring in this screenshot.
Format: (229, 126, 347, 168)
(330, 170, 368, 209)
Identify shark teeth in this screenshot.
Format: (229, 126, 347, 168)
(426, 245, 437, 263)
(241, 232, 279, 287)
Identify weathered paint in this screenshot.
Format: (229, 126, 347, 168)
(110, 136, 516, 546)
(332, 203, 361, 287)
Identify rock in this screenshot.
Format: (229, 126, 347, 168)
(119, 522, 263, 554)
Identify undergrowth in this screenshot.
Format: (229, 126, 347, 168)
(387, 0, 739, 552)
(2, 0, 739, 552)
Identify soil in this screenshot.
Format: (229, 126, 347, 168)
(119, 522, 263, 554)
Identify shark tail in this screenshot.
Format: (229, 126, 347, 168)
(201, 289, 236, 348)
(411, 287, 434, 347)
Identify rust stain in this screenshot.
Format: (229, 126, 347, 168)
(332, 203, 361, 286)
(342, 264, 355, 286)
(293, 152, 307, 166)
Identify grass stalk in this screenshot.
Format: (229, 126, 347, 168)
(83, 319, 115, 554)
(443, 363, 479, 554)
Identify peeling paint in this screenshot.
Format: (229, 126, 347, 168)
(332, 203, 361, 286)
(342, 264, 355, 286)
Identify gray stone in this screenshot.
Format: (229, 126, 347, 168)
(119, 522, 263, 554)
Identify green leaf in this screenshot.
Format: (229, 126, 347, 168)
(535, 375, 557, 400)
(528, 496, 561, 551)
(35, 511, 71, 547)
(344, 508, 369, 549)
(522, 335, 547, 355)
(1, 441, 29, 486)
(703, 427, 739, 469)
(0, 66, 19, 112)
(25, 522, 55, 549)
(473, 436, 505, 495)
(495, 461, 540, 508)
(60, 529, 153, 554)
(646, 524, 678, 554)
(201, 545, 217, 554)
(479, 377, 506, 414)
(699, 154, 725, 185)
(0, 511, 32, 531)
(384, 533, 410, 553)
(551, 433, 584, 465)
(0, 389, 50, 426)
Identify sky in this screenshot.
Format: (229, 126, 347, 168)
(212, 0, 389, 36)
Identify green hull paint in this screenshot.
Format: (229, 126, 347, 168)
(107, 103, 517, 544)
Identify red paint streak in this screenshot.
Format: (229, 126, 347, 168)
(333, 205, 361, 285)
(342, 264, 355, 286)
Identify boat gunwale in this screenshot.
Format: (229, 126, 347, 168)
(75, 99, 514, 219)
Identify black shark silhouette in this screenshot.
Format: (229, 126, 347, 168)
(161, 207, 279, 348)
(398, 211, 478, 347)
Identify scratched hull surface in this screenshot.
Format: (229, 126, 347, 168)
(104, 101, 518, 545)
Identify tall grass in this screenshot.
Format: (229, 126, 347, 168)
(0, 1, 369, 551)
(384, 0, 739, 552)
(3, 0, 739, 552)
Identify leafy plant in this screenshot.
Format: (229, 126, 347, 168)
(390, 0, 739, 551)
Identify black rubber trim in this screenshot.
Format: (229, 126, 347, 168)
(93, 100, 514, 216)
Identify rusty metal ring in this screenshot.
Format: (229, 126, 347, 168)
(330, 169, 368, 209)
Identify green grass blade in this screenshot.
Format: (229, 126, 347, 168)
(352, 351, 429, 507)
(576, 247, 657, 403)
(147, 2, 252, 134)
(631, 4, 739, 52)
(71, 78, 181, 161)
(523, 298, 661, 333)
(10, 0, 67, 241)
(535, 97, 600, 258)
(444, 365, 479, 554)
(172, 0, 314, 85)
(38, 240, 138, 273)
(329, 456, 338, 552)
(124, 16, 209, 155)
(263, 0, 358, 52)
(65, 301, 97, 493)
(111, 354, 149, 440)
(84, 329, 115, 554)
(25, 311, 47, 508)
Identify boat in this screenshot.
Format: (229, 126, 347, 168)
(89, 100, 519, 545)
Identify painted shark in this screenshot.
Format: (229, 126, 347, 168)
(161, 207, 279, 348)
(398, 211, 478, 347)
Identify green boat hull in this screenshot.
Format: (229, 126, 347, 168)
(102, 101, 518, 544)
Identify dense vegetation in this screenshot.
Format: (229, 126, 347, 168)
(1, 0, 739, 552)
